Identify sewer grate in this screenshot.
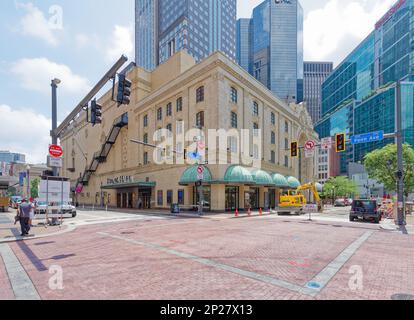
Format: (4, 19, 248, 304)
(391, 294, 414, 300)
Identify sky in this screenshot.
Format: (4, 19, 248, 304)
(0, 0, 397, 163)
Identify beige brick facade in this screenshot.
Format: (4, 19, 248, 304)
(60, 51, 318, 212)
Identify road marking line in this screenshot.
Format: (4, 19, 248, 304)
(0, 243, 40, 300)
(306, 230, 374, 294)
(97, 232, 317, 297)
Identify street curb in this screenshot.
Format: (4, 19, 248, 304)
(0, 224, 77, 244)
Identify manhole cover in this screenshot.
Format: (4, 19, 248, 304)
(306, 282, 321, 290)
(391, 294, 414, 300)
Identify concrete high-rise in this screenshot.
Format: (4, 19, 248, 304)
(236, 0, 304, 103)
(135, 0, 236, 71)
(303, 62, 333, 123)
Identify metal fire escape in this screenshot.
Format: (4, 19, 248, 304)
(77, 112, 128, 187)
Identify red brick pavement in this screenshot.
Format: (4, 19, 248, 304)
(5, 217, 414, 300)
(0, 255, 14, 300)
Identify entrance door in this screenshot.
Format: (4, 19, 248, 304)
(226, 186, 239, 211)
(139, 188, 152, 209)
(269, 189, 276, 209)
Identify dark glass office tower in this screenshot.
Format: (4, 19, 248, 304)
(136, 0, 236, 71)
(236, 0, 304, 103)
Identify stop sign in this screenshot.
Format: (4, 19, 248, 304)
(49, 145, 63, 158)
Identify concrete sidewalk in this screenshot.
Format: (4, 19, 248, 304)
(0, 210, 71, 243)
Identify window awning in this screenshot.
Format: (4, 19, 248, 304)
(179, 165, 212, 185)
(251, 170, 274, 186)
(272, 174, 290, 188)
(286, 176, 301, 189)
(223, 166, 255, 185)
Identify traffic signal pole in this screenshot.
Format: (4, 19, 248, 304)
(396, 81, 406, 226)
(51, 80, 59, 177)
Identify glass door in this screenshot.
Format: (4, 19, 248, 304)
(226, 186, 239, 211)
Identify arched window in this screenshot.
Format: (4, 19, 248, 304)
(176, 97, 183, 112)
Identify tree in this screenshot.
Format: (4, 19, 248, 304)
(30, 177, 40, 199)
(322, 176, 359, 200)
(364, 143, 414, 196)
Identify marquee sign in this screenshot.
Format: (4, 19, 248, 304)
(106, 176, 134, 185)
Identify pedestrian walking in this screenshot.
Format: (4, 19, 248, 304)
(17, 199, 33, 236)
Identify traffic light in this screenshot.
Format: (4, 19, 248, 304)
(291, 141, 298, 158)
(116, 74, 132, 106)
(91, 99, 103, 126)
(335, 133, 346, 153)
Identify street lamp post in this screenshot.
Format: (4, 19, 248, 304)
(26, 165, 31, 200)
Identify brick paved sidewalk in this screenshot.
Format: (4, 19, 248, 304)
(0, 211, 69, 243)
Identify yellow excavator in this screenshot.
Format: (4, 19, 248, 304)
(279, 182, 323, 214)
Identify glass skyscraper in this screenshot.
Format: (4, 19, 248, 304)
(315, 0, 414, 167)
(135, 0, 236, 71)
(236, 0, 304, 103)
(236, 18, 252, 73)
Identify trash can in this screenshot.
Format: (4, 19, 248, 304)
(171, 203, 180, 215)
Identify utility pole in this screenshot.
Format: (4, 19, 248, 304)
(51, 78, 61, 177)
(396, 81, 406, 226)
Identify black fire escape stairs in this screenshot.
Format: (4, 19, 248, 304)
(77, 112, 128, 187)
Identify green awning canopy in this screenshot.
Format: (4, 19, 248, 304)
(315, 183, 323, 193)
(179, 165, 212, 185)
(286, 176, 301, 189)
(223, 166, 255, 184)
(251, 170, 274, 186)
(101, 181, 156, 189)
(272, 174, 290, 188)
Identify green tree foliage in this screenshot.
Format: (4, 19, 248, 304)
(30, 177, 40, 199)
(322, 176, 359, 199)
(364, 144, 414, 196)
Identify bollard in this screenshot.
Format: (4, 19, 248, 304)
(248, 208, 251, 216)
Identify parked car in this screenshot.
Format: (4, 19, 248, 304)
(34, 201, 77, 218)
(350, 200, 382, 224)
(334, 199, 346, 207)
(344, 198, 353, 206)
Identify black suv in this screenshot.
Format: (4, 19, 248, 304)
(350, 200, 381, 224)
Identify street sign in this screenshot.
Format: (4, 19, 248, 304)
(305, 140, 316, 151)
(321, 137, 332, 150)
(351, 131, 384, 145)
(305, 150, 314, 158)
(188, 151, 201, 160)
(197, 166, 204, 181)
(47, 156, 63, 168)
(49, 145, 63, 158)
(303, 204, 318, 213)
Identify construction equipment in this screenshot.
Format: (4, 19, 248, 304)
(0, 197, 9, 212)
(297, 183, 324, 213)
(278, 182, 323, 215)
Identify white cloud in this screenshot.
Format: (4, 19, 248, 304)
(0, 104, 51, 164)
(304, 0, 396, 65)
(16, 2, 59, 46)
(105, 25, 134, 62)
(10, 58, 91, 95)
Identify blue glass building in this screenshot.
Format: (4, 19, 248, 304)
(135, 0, 236, 71)
(236, 18, 252, 73)
(315, 0, 414, 169)
(236, 0, 304, 103)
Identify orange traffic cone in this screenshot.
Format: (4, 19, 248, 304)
(248, 208, 251, 216)
(235, 208, 239, 217)
(259, 208, 263, 216)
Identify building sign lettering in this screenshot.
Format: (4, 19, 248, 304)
(107, 176, 134, 185)
(375, 0, 406, 30)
